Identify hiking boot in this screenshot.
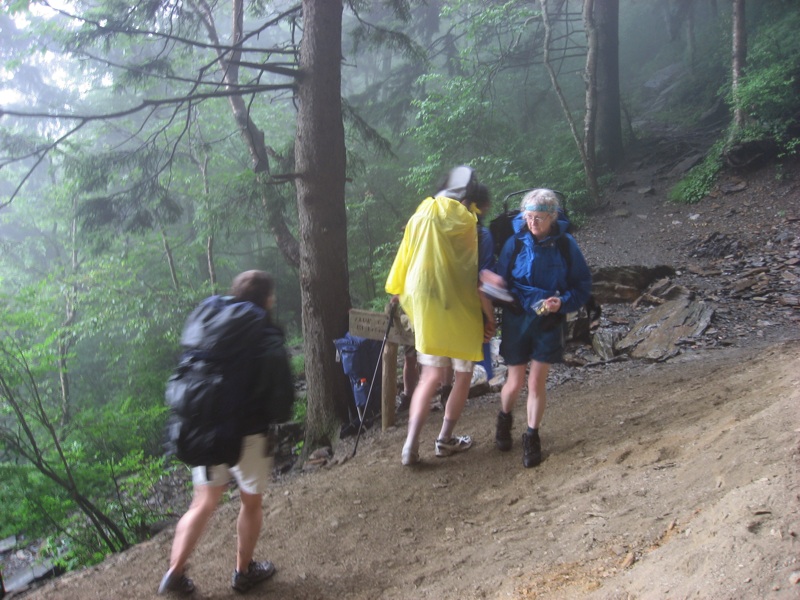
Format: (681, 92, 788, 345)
(495, 411, 513, 452)
(435, 435, 473, 457)
(231, 560, 276, 593)
(158, 568, 195, 596)
(401, 444, 420, 466)
(397, 392, 411, 412)
(522, 430, 542, 468)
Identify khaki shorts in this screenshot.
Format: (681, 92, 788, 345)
(416, 352, 473, 373)
(192, 433, 273, 495)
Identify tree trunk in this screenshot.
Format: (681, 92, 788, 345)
(207, 235, 217, 291)
(582, 0, 599, 194)
(58, 197, 79, 428)
(594, 0, 623, 170)
(539, 0, 600, 205)
(295, 0, 352, 447)
(189, 144, 218, 291)
(686, 1, 696, 69)
(161, 229, 180, 292)
(731, 0, 747, 131)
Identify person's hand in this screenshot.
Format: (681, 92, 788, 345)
(390, 295, 400, 305)
(483, 314, 496, 341)
(483, 305, 497, 342)
(544, 296, 562, 313)
(480, 269, 507, 289)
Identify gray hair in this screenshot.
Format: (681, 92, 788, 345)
(520, 189, 560, 215)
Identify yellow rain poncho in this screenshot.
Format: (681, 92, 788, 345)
(385, 195, 483, 361)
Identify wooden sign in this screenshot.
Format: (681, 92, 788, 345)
(349, 309, 414, 346)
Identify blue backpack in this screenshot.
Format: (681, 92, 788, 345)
(333, 332, 382, 423)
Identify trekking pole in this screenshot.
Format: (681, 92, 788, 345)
(352, 300, 397, 458)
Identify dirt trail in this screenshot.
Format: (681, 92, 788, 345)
(21, 341, 800, 600)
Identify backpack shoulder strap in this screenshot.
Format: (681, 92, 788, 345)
(555, 235, 572, 271)
(506, 236, 524, 281)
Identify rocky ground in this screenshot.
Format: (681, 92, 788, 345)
(4, 141, 800, 599)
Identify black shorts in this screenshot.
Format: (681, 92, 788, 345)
(499, 309, 565, 366)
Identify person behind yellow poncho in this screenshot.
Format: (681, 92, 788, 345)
(385, 194, 484, 362)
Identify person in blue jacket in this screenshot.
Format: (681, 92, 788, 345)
(493, 189, 592, 468)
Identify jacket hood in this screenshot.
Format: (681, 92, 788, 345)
(435, 165, 477, 202)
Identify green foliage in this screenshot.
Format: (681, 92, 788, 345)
(290, 353, 305, 379)
(726, 11, 800, 154)
(0, 417, 180, 568)
(669, 140, 725, 204)
(37, 452, 176, 571)
(404, 74, 494, 195)
(0, 292, 185, 570)
(103, 453, 183, 539)
(670, 8, 800, 205)
(292, 394, 307, 424)
(0, 464, 45, 540)
(77, 398, 169, 459)
(730, 71, 799, 155)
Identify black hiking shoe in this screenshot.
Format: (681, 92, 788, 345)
(158, 568, 195, 596)
(232, 560, 276, 593)
(397, 392, 411, 412)
(495, 411, 513, 452)
(522, 430, 542, 468)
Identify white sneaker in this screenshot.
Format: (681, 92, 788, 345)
(401, 445, 420, 466)
(435, 435, 473, 457)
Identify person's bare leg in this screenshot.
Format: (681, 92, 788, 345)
(404, 364, 441, 451)
(437, 369, 472, 440)
(169, 483, 226, 574)
(439, 366, 454, 409)
(403, 349, 419, 397)
(526, 360, 551, 428)
(500, 364, 527, 414)
(236, 490, 263, 572)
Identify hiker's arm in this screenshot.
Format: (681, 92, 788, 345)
(559, 239, 593, 313)
(479, 288, 496, 341)
(480, 269, 506, 289)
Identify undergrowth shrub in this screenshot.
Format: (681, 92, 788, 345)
(728, 12, 800, 156)
(669, 140, 724, 204)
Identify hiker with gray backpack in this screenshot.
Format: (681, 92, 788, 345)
(159, 270, 294, 596)
(491, 189, 592, 468)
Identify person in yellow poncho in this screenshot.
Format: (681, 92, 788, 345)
(386, 166, 496, 466)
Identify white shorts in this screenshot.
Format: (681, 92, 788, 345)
(191, 433, 273, 495)
(416, 352, 473, 373)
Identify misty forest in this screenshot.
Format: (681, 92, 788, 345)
(1, 0, 799, 577)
